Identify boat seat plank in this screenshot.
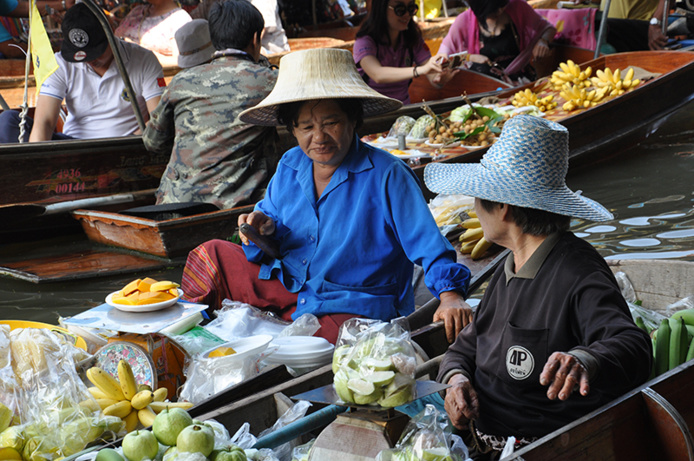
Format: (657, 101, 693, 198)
(641, 387, 694, 460)
(0, 250, 169, 283)
(649, 362, 694, 437)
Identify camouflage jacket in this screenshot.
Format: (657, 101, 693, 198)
(143, 55, 279, 209)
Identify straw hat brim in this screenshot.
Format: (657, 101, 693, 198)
(239, 48, 403, 126)
(424, 162, 614, 222)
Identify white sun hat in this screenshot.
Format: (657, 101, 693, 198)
(423, 115, 613, 222)
(239, 48, 403, 126)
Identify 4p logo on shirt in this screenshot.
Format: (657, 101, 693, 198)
(506, 345, 534, 380)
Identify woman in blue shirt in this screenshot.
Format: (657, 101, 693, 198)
(181, 48, 472, 343)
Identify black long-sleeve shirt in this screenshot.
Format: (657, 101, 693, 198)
(437, 232, 652, 437)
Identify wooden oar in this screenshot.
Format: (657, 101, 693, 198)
(406, 248, 511, 332)
(0, 189, 156, 222)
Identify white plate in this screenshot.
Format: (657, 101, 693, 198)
(511, 106, 545, 117)
(425, 139, 461, 148)
(202, 334, 273, 362)
(270, 336, 334, 354)
(387, 149, 431, 160)
(106, 289, 183, 313)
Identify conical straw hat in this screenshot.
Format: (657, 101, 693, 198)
(239, 48, 403, 126)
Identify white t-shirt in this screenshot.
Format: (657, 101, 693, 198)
(250, 0, 289, 54)
(40, 40, 165, 139)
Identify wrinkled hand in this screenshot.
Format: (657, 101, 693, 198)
(444, 373, 479, 430)
(237, 211, 275, 246)
(539, 351, 590, 400)
(648, 25, 668, 50)
(434, 291, 473, 343)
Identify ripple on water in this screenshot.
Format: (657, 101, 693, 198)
(656, 229, 694, 239)
(605, 250, 694, 260)
(619, 213, 687, 226)
(574, 232, 589, 238)
(584, 225, 617, 233)
(619, 238, 661, 247)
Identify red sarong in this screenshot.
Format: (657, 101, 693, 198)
(181, 239, 359, 344)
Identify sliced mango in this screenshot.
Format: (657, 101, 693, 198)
(136, 291, 175, 305)
(137, 277, 159, 292)
(150, 280, 180, 292)
(122, 279, 142, 296)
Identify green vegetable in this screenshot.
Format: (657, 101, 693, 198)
(408, 115, 434, 138)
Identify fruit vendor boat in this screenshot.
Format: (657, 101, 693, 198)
(70, 258, 694, 460)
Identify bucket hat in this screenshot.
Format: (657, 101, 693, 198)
(61, 3, 109, 63)
(423, 115, 613, 222)
(176, 19, 215, 69)
(239, 48, 403, 126)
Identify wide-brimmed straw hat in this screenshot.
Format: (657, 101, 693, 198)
(239, 48, 402, 126)
(423, 115, 613, 222)
(176, 19, 215, 69)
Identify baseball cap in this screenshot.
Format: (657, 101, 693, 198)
(61, 3, 109, 62)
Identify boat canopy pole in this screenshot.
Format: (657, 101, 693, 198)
(594, 0, 612, 59)
(81, 0, 146, 132)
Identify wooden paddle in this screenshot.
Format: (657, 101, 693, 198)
(406, 248, 511, 332)
(0, 189, 156, 222)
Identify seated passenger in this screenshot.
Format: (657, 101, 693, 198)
(0, 3, 164, 143)
(142, 1, 278, 210)
(0, 0, 75, 58)
(190, 0, 289, 55)
(353, 0, 452, 104)
(114, 0, 192, 67)
(424, 115, 652, 457)
(173, 18, 214, 69)
(180, 48, 473, 344)
(439, 0, 556, 85)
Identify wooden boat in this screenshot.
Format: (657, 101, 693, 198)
(192, 258, 694, 458)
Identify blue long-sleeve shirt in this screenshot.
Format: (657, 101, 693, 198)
(243, 135, 470, 321)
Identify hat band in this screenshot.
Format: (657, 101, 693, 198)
(180, 41, 213, 56)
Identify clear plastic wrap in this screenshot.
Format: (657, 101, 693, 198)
(615, 271, 667, 331)
(205, 301, 320, 343)
(332, 319, 417, 408)
(290, 438, 315, 461)
(428, 194, 475, 236)
(376, 404, 471, 461)
(4, 327, 124, 461)
(386, 116, 416, 139)
(257, 400, 311, 461)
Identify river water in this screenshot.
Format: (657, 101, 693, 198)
(1, 101, 693, 324)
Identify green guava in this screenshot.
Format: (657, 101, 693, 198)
(378, 385, 413, 408)
(95, 448, 125, 461)
(122, 430, 159, 461)
(176, 424, 215, 457)
(152, 407, 193, 446)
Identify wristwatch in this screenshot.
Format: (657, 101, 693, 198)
(649, 17, 662, 26)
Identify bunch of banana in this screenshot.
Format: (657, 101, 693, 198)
(432, 203, 471, 227)
(590, 67, 641, 97)
(458, 212, 492, 260)
(549, 60, 592, 90)
(559, 83, 610, 112)
(641, 308, 694, 378)
(511, 89, 558, 112)
(86, 361, 178, 433)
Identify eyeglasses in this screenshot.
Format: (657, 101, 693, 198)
(389, 2, 419, 17)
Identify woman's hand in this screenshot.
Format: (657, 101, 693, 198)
(532, 39, 552, 59)
(444, 373, 479, 430)
(467, 53, 491, 65)
(539, 351, 590, 400)
(648, 24, 668, 50)
(418, 55, 444, 76)
(434, 291, 473, 343)
(237, 211, 275, 245)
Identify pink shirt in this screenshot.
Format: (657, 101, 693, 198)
(353, 34, 431, 105)
(115, 5, 192, 58)
(439, 0, 553, 74)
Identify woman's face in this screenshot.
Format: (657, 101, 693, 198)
(474, 197, 504, 244)
(293, 100, 357, 168)
(386, 1, 416, 34)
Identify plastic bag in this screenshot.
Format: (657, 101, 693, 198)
(205, 301, 320, 343)
(666, 296, 694, 317)
(615, 271, 667, 331)
(428, 194, 475, 236)
(387, 116, 416, 138)
(332, 319, 417, 408)
(258, 400, 312, 461)
(376, 404, 471, 461)
(290, 438, 315, 461)
(5, 328, 123, 460)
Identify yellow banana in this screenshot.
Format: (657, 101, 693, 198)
(137, 406, 157, 427)
(625, 67, 634, 81)
(87, 386, 109, 400)
(117, 360, 138, 401)
(87, 367, 126, 401)
(559, 62, 570, 74)
(152, 387, 168, 402)
(131, 390, 154, 410)
(150, 281, 180, 292)
(0, 448, 22, 461)
(467, 210, 477, 218)
(103, 400, 132, 419)
(471, 237, 493, 260)
(148, 401, 194, 413)
(613, 68, 621, 83)
(461, 218, 481, 229)
(96, 398, 120, 410)
(124, 410, 139, 433)
(460, 227, 484, 243)
(460, 240, 477, 254)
